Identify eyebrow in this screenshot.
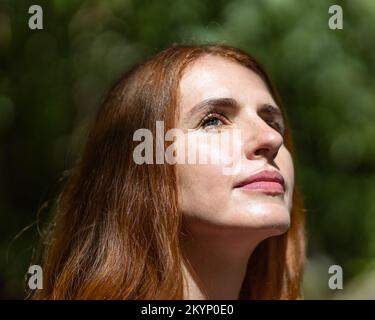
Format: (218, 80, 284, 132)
(258, 103, 283, 117)
(185, 97, 283, 121)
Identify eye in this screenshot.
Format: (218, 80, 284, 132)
(258, 103, 285, 136)
(200, 112, 228, 129)
(267, 119, 285, 136)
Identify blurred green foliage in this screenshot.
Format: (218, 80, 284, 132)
(0, 0, 374, 299)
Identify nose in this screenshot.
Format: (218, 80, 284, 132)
(242, 116, 283, 162)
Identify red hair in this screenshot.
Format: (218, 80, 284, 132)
(32, 44, 306, 299)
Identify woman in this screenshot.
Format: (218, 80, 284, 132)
(33, 44, 306, 300)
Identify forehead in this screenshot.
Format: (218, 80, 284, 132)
(179, 55, 276, 112)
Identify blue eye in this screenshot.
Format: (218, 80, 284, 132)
(199, 112, 228, 129)
(202, 116, 223, 128)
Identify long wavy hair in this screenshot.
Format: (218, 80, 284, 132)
(31, 44, 306, 300)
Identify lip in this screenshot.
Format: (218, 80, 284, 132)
(234, 170, 285, 194)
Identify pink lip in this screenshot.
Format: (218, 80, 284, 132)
(235, 170, 285, 195)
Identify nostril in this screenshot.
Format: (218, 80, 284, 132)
(254, 147, 278, 160)
(254, 147, 269, 156)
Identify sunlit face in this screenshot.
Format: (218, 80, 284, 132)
(175, 55, 294, 240)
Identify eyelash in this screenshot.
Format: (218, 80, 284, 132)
(198, 111, 285, 136)
(267, 119, 285, 135)
(199, 112, 229, 129)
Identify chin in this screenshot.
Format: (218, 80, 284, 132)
(266, 218, 291, 236)
(254, 211, 291, 238)
(233, 204, 291, 236)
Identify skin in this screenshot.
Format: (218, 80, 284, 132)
(175, 55, 294, 299)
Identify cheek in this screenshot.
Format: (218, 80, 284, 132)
(175, 133, 233, 216)
(275, 147, 295, 207)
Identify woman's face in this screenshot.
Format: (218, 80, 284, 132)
(175, 55, 294, 239)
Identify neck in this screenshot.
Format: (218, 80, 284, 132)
(181, 226, 263, 300)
